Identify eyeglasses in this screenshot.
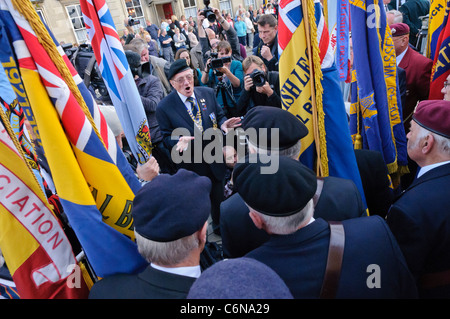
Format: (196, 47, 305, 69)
(444, 81, 450, 89)
(173, 74, 194, 84)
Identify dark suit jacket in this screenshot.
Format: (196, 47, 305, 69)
(387, 163, 450, 298)
(398, 47, 433, 131)
(246, 216, 418, 299)
(88, 266, 197, 299)
(220, 176, 366, 258)
(354, 149, 394, 218)
(156, 86, 227, 181)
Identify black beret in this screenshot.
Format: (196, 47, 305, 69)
(233, 154, 317, 216)
(132, 169, 212, 242)
(168, 58, 191, 80)
(187, 257, 293, 299)
(125, 50, 141, 76)
(241, 106, 308, 150)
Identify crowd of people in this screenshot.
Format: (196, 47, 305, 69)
(2, 0, 449, 301)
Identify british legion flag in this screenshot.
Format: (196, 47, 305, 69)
(0, 0, 148, 278)
(80, 0, 153, 165)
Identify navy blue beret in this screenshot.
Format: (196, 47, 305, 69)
(168, 58, 191, 80)
(233, 154, 317, 216)
(241, 106, 308, 150)
(187, 257, 293, 299)
(132, 169, 212, 242)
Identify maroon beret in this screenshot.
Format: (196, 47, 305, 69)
(413, 100, 450, 139)
(390, 23, 410, 37)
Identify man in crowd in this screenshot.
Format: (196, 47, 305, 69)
(88, 169, 211, 298)
(234, 155, 417, 298)
(387, 100, 450, 298)
(399, 0, 430, 46)
(252, 14, 278, 71)
(236, 55, 281, 116)
(156, 59, 241, 235)
(201, 41, 244, 117)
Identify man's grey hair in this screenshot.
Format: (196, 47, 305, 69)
(249, 199, 314, 235)
(135, 231, 200, 266)
(387, 10, 403, 23)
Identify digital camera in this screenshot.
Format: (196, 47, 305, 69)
(249, 69, 266, 87)
(200, 0, 216, 23)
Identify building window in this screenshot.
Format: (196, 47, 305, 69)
(219, 0, 233, 17)
(66, 4, 88, 44)
(183, 0, 197, 20)
(244, 0, 256, 11)
(125, 0, 146, 30)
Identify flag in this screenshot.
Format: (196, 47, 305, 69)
(427, 0, 446, 60)
(279, 0, 366, 207)
(0, 0, 148, 278)
(429, 1, 450, 99)
(349, 0, 407, 177)
(80, 0, 153, 165)
(0, 116, 89, 299)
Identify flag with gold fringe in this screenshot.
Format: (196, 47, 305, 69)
(279, 0, 366, 208)
(427, 0, 447, 60)
(349, 0, 408, 182)
(0, 0, 148, 279)
(0, 99, 89, 299)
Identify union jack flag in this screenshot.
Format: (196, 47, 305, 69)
(80, 0, 153, 165)
(0, 0, 147, 278)
(278, 0, 334, 68)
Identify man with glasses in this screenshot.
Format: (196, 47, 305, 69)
(441, 76, 450, 101)
(156, 59, 241, 234)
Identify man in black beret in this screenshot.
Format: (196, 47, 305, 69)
(89, 169, 211, 299)
(156, 58, 242, 234)
(235, 155, 417, 299)
(220, 106, 366, 258)
(386, 100, 450, 298)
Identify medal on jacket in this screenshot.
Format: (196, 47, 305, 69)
(209, 112, 218, 129)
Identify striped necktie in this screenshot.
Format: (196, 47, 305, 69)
(187, 96, 197, 116)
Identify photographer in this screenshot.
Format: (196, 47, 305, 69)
(201, 41, 244, 118)
(236, 55, 281, 116)
(253, 14, 279, 71)
(197, 5, 242, 67)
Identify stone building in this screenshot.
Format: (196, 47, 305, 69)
(32, 0, 264, 46)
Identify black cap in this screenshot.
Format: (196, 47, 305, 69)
(241, 106, 308, 150)
(132, 169, 212, 242)
(233, 154, 317, 216)
(168, 58, 191, 80)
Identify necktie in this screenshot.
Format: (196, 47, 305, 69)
(187, 96, 197, 116)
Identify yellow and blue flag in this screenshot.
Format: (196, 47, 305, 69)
(279, 0, 366, 207)
(349, 0, 407, 176)
(0, 0, 147, 278)
(427, 0, 447, 60)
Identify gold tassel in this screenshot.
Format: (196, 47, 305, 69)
(354, 133, 363, 149)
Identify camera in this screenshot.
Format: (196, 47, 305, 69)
(200, 0, 216, 23)
(209, 52, 232, 69)
(128, 17, 140, 26)
(249, 69, 267, 87)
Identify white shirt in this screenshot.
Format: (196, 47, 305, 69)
(396, 47, 408, 66)
(416, 160, 450, 179)
(176, 91, 197, 112)
(151, 263, 201, 278)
